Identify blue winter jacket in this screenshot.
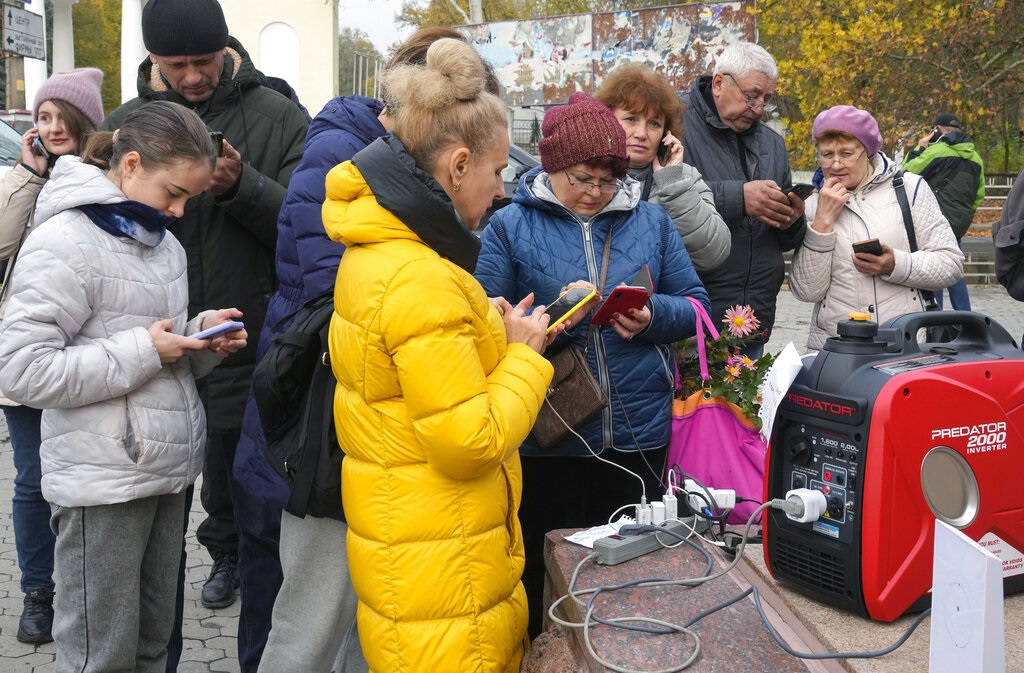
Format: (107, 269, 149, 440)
(476, 168, 710, 457)
(234, 96, 387, 508)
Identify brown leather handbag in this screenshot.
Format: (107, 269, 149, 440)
(531, 346, 608, 448)
(530, 228, 614, 449)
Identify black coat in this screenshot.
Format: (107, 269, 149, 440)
(102, 37, 310, 431)
(682, 75, 805, 340)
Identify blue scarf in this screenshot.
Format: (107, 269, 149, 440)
(78, 201, 176, 247)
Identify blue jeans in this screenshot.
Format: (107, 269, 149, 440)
(3, 405, 55, 593)
(235, 485, 283, 673)
(935, 278, 972, 311)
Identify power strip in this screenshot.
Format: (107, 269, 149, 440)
(593, 518, 697, 565)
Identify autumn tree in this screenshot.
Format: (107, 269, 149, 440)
(338, 27, 384, 97)
(758, 0, 1024, 172)
(71, 0, 121, 115)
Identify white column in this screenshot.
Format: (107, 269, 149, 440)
(50, 0, 77, 72)
(121, 0, 148, 103)
(22, 0, 48, 111)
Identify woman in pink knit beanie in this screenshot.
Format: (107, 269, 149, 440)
(788, 104, 964, 350)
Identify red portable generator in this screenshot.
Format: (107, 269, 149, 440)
(763, 311, 1024, 621)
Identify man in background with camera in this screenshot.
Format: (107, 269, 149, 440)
(101, 0, 308, 671)
(903, 112, 985, 311)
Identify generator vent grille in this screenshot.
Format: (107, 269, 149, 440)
(773, 537, 848, 597)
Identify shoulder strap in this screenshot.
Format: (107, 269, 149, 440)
(893, 171, 917, 251)
(893, 170, 937, 308)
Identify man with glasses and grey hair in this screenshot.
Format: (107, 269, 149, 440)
(682, 41, 806, 357)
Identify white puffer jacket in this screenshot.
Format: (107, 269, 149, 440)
(790, 154, 964, 350)
(0, 157, 221, 507)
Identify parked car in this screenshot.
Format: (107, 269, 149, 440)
(0, 109, 34, 134)
(479, 143, 539, 232)
(0, 119, 22, 174)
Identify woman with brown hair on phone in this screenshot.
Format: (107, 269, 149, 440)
(596, 64, 730, 273)
(789, 104, 963, 350)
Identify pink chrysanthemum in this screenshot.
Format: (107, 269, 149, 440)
(724, 364, 741, 381)
(723, 305, 760, 338)
(738, 354, 756, 370)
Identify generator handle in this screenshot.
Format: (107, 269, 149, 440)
(880, 310, 1018, 353)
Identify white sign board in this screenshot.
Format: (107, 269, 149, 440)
(2, 4, 45, 61)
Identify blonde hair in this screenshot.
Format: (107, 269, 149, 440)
(383, 38, 506, 170)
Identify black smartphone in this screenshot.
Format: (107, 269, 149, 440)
(852, 238, 883, 256)
(209, 131, 224, 157)
(789, 183, 815, 201)
(928, 128, 942, 144)
(31, 136, 49, 159)
(656, 140, 671, 164)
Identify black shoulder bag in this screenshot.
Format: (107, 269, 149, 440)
(252, 291, 344, 519)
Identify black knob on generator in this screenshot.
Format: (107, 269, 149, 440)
(837, 319, 878, 340)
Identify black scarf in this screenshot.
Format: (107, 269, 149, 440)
(352, 134, 481, 274)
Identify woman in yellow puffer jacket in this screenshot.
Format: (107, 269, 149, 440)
(322, 38, 558, 673)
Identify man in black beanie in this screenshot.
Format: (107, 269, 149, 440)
(101, 1, 308, 672)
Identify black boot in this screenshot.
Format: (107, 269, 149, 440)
(201, 552, 238, 609)
(17, 588, 54, 644)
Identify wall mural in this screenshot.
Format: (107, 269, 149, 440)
(460, 1, 756, 107)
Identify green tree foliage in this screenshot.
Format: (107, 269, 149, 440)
(338, 27, 383, 96)
(758, 0, 1024, 172)
(71, 0, 121, 115)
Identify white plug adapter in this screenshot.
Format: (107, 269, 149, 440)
(636, 503, 653, 525)
(662, 493, 678, 521)
(783, 488, 827, 523)
(686, 487, 736, 514)
(651, 501, 666, 525)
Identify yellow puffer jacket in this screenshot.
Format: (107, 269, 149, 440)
(323, 157, 553, 673)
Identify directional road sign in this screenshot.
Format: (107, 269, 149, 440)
(2, 4, 45, 61)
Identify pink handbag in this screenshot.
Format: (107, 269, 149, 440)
(667, 298, 767, 524)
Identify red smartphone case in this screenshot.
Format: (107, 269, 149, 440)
(591, 287, 650, 326)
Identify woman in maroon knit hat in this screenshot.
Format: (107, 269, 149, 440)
(475, 91, 710, 638)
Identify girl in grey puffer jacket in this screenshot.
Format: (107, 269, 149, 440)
(0, 101, 247, 673)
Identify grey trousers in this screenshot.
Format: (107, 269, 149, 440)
(51, 491, 186, 673)
(257, 511, 366, 673)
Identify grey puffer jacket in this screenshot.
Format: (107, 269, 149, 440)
(635, 162, 731, 273)
(0, 157, 222, 507)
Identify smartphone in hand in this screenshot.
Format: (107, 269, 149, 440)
(789, 183, 814, 202)
(852, 238, 883, 256)
(209, 131, 224, 157)
(32, 137, 49, 159)
(544, 287, 596, 334)
(192, 320, 244, 340)
(656, 139, 672, 165)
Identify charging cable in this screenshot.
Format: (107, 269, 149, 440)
(542, 400, 648, 503)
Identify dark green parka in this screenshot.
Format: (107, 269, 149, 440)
(102, 37, 309, 431)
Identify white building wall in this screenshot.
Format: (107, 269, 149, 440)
(116, 1, 337, 109)
(219, 0, 338, 113)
